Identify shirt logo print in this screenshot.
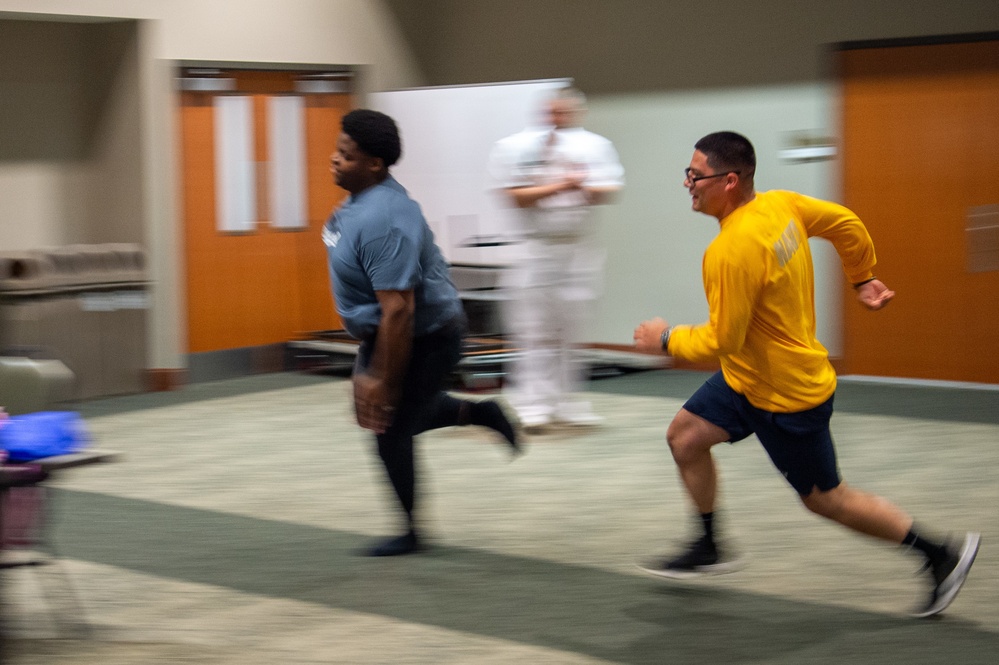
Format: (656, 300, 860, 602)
(774, 219, 804, 268)
(322, 225, 341, 248)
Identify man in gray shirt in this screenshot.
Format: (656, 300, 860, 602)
(325, 109, 519, 556)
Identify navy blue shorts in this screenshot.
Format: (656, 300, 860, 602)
(682, 372, 841, 496)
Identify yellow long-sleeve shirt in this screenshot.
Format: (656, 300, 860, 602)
(667, 190, 877, 412)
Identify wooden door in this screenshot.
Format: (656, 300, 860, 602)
(840, 40, 999, 383)
(178, 70, 350, 353)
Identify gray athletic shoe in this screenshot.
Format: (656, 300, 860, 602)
(638, 535, 745, 580)
(912, 531, 980, 618)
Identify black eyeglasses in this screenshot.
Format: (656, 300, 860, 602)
(684, 168, 740, 184)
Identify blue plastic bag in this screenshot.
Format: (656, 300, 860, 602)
(0, 411, 90, 462)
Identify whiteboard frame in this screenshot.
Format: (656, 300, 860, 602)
(370, 78, 571, 266)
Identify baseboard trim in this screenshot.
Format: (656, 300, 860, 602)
(146, 368, 187, 391)
(186, 344, 288, 384)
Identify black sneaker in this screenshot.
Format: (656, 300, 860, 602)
(471, 399, 523, 457)
(912, 531, 980, 618)
(364, 530, 420, 557)
(638, 535, 745, 580)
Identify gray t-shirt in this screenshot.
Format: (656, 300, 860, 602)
(323, 176, 462, 340)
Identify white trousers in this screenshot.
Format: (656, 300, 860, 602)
(502, 238, 602, 423)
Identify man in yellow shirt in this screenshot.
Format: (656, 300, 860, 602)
(633, 131, 979, 617)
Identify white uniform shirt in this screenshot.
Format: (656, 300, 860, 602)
(489, 127, 624, 239)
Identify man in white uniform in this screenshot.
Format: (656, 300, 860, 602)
(490, 87, 624, 429)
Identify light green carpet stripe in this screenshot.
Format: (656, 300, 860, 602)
(48, 488, 999, 665)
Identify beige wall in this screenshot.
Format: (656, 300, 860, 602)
(585, 84, 843, 351)
(0, 0, 421, 90)
(384, 1, 999, 357)
(3, 0, 997, 376)
(387, 0, 999, 92)
(0, 0, 424, 371)
(0, 20, 98, 249)
(71, 22, 143, 246)
(0, 20, 140, 246)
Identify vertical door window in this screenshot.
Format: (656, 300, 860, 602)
(213, 95, 256, 232)
(268, 95, 307, 229)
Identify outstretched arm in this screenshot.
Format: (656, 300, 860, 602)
(634, 317, 671, 354)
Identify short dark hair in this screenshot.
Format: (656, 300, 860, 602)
(341, 109, 402, 167)
(553, 85, 586, 107)
(694, 131, 756, 176)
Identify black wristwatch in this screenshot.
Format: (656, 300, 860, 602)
(660, 326, 673, 352)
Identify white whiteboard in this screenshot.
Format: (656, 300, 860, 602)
(370, 79, 570, 266)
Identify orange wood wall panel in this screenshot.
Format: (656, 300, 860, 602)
(300, 94, 351, 335)
(961, 69, 999, 381)
(179, 73, 350, 353)
(840, 41, 999, 383)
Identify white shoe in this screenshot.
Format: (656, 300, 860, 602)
(561, 412, 604, 426)
(555, 404, 604, 427)
(520, 412, 552, 432)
